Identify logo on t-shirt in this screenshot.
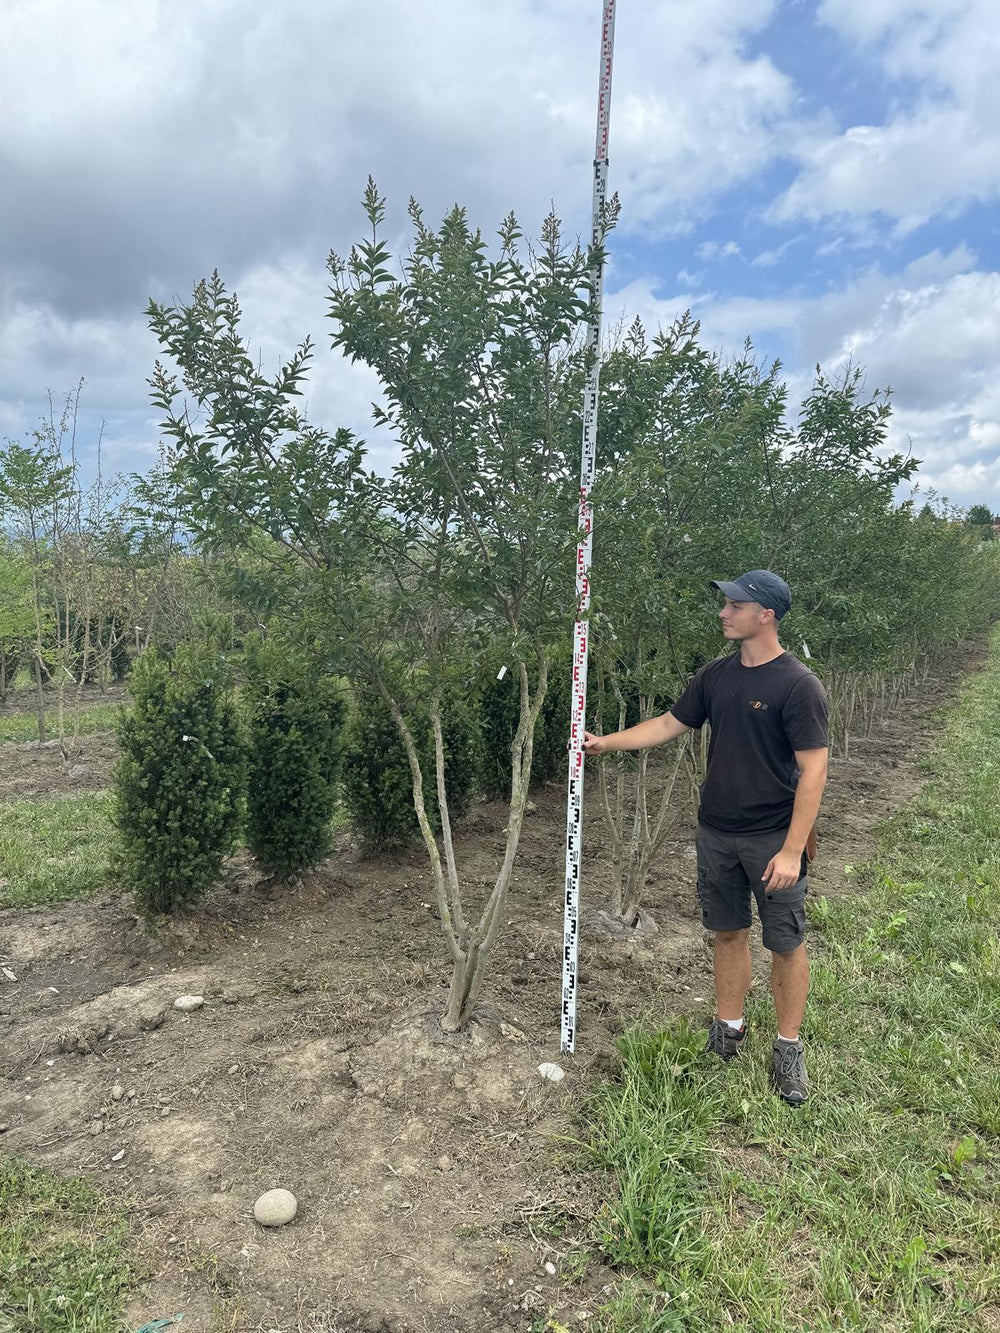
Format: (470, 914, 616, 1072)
(748, 699, 769, 711)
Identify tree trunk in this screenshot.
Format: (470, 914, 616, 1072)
(619, 738, 688, 923)
(33, 654, 47, 743)
(385, 651, 547, 1034)
(442, 948, 479, 1031)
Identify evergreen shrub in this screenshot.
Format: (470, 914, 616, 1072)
(535, 644, 573, 785)
(342, 684, 479, 855)
(476, 645, 573, 799)
(244, 646, 347, 877)
(114, 646, 245, 914)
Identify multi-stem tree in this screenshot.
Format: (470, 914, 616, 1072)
(147, 184, 596, 1030)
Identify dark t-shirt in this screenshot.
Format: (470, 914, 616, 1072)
(670, 651, 829, 835)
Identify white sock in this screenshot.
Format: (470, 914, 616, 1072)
(721, 1017, 744, 1032)
(776, 1032, 800, 1045)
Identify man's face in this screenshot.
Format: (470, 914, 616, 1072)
(719, 597, 771, 640)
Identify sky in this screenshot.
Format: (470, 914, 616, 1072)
(1, 0, 998, 513)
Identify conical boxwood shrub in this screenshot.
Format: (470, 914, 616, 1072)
(341, 684, 479, 856)
(476, 644, 573, 799)
(114, 646, 245, 914)
(244, 646, 348, 877)
(534, 643, 574, 785)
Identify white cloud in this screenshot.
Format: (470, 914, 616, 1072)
(915, 455, 1000, 505)
(777, 0, 1000, 227)
(696, 240, 743, 261)
(816, 0, 971, 50)
(750, 236, 803, 267)
(773, 108, 1000, 230)
(0, 0, 794, 314)
(606, 246, 1000, 509)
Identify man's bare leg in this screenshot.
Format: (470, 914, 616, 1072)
(714, 928, 752, 1021)
(770, 943, 809, 1039)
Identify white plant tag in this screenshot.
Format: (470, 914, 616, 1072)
(801, 641, 812, 659)
(496, 665, 508, 681)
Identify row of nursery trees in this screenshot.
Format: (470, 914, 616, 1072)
(0, 387, 202, 751)
(7, 185, 998, 1032)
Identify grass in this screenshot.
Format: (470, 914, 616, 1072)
(0, 1154, 138, 1332)
(0, 789, 355, 911)
(0, 701, 123, 745)
(0, 793, 117, 908)
(582, 626, 1000, 1333)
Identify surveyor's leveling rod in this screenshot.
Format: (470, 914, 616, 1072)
(561, 0, 617, 1057)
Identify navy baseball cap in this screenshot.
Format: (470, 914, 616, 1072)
(711, 570, 792, 619)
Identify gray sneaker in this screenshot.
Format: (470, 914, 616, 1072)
(706, 1019, 747, 1061)
(772, 1039, 809, 1105)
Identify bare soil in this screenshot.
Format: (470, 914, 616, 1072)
(0, 733, 120, 802)
(0, 681, 128, 802)
(0, 645, 984, 1333)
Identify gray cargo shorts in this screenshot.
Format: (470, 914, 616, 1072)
(695, 822, 808, 954)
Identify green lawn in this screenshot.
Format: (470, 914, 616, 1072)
(0, 701, 123, 744)
(582, 628, 1000, 1333)
(0, 1154, 138, 1333)
(0, 793, 116, 908)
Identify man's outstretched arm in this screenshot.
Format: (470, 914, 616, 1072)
(583, 710, 693, 756)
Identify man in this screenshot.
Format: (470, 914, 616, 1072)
(583, 570, 828, 1105)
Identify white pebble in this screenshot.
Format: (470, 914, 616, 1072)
(111, 1149, 125, 1162)
(253, 1188, 298, 1227)
(173, 995, 204, 1013)
(544, 1260, 557, 1275)
(537, 1062, 565, 1083)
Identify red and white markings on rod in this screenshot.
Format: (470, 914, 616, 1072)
(561, 0, 617, 1057)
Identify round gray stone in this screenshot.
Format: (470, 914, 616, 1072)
(253, 1188, 298, 1227)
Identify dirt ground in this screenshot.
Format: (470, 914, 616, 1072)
(0, 733, 121, 803)
(0, 646, 985, 1333)
(0, 680, 127, 802)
